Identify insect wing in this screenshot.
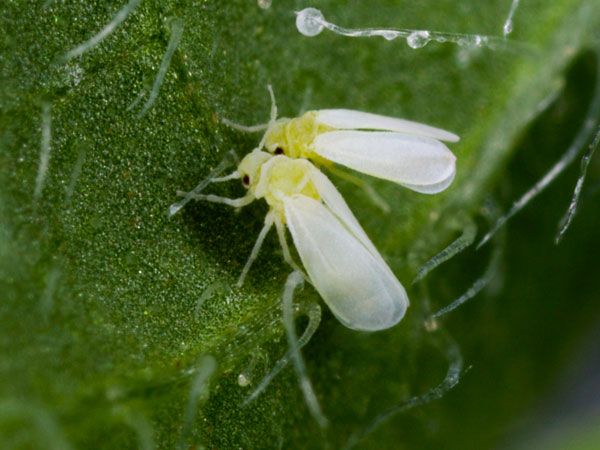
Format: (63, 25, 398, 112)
(315, 109, 459, 142)
(309, 167, 379, 256)
(313, 130, 456, 194)
(400, 169, 455, 194)
(309, 168, 409, 300)
(284, 195, 408, 331)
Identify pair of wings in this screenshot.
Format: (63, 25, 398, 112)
(283, 167, 408, 332)
(311, 109, 458, 194)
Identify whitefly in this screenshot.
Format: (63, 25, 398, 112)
(172, 89, 459, 331)
(225, 86, 459, 195)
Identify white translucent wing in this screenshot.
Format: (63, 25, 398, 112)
(309, 168, 408, 291)
(402, 170, 456, 194)
(316, 109, 459, 142)
(313, 131, 456, 194)
(308, 167, 379, 256)
(284, 195, 408, 331)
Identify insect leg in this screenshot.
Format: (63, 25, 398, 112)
(177, 192, 254, 208)
(326, 165, 390, 213)
(237, 213, 275, 287)
(274, 216, 308, 280)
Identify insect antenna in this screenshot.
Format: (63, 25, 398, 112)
(220, 84, 279, 136)
(221, 118, 269, 133)
(210, 171, 241, 183)
(168, 150, 238, 217)
(255, 84, 279, 151)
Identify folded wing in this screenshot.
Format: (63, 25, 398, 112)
(284, 195, 408, 331)
(313, 130, 456, 194)
(315, 109, 459, 143)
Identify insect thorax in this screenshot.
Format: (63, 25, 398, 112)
(264, 111, 333, 160)
(256, 156, 320, 221)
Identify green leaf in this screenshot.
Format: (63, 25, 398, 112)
(1, 1, 599, 448)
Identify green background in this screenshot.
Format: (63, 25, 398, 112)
(1, 0, 600, 448)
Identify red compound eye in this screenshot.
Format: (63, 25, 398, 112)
(242, 175, 250, 187)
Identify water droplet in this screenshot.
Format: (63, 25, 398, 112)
(406, 30, 430, 49)
(257, 0, 271, 9)
(503, 20, 513, 37)
(381, 30, 397, 41)
(295, 7, 325, 37)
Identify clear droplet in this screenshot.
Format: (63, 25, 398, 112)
(295, 7, 325, 37)
(503, 20, 513, 37)
(406, 30, 430, 49)
(381, 30, 397, 41)
(257, 0, 271, 9)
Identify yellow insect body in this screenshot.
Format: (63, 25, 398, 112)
(264, 112, 333, 165)
(239, 151, 321, 223)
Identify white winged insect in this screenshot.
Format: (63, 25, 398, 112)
(223, 86, 458, 196)
(171, 150, 408, 331)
